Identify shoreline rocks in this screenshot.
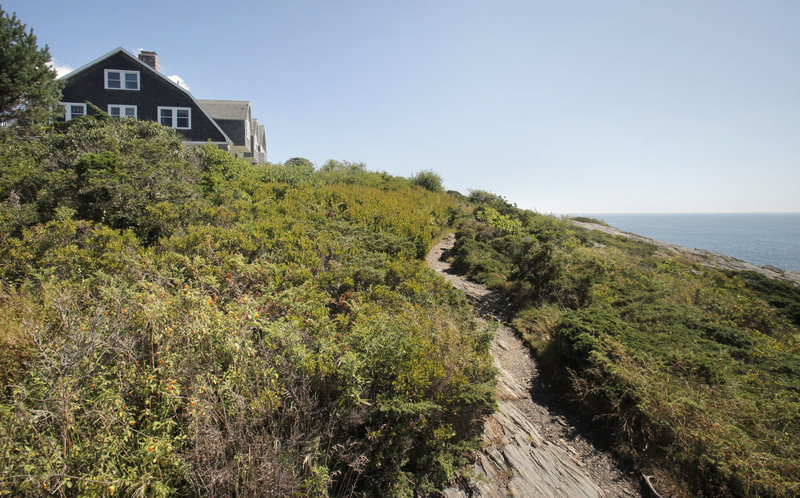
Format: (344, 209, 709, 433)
(571, 220, 800, 286)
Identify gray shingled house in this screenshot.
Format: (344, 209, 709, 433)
(59, 47, 267, 163)
(198, 100, 267, 164)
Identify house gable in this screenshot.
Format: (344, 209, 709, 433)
(197, 100, 251, 150)
(60, 48, 231, 145)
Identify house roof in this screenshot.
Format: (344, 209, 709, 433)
(59, 47, 232, 145)
(197, 100, 251, 121)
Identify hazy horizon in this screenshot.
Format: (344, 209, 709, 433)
(563, 211, 800, 216)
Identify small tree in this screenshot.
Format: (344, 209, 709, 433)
(0, 7, 62, 127)
(410, 169, 444, 193)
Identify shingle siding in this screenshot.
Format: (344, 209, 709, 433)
(59, 48, 267, 162)
(60, 51, 228, 143)
(212, 119, 245, 146)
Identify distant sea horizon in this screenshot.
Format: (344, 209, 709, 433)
(566, 213, 800, 273)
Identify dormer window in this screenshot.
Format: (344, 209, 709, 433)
(105, 69, 140, 90)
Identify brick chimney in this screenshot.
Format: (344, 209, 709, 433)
(138, 51, 160, 71)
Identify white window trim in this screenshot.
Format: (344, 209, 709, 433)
(104, 69, 140, 90)
(107, 104, 137, 119)
(61, 102, 87, 120)
(157, 106, 192, 130)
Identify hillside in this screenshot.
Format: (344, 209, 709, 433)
(2, 117, 800, 497)
(449, 192, 800, 496)
(0, 117, 495, 496)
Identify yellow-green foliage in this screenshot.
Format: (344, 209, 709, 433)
(474, 206, 521, 234)
(453, 201, 800, 496)
(0, 118, 495, 496)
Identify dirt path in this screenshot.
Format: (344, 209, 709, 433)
(428, 234, 641, 497)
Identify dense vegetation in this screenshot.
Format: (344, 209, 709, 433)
(0, 117, 496, 496)
(451, 191, 800, 496)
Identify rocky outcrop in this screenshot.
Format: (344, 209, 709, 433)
(571, 220, 800, 286)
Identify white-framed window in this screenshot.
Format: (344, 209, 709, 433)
(157, 106, 191, 129)
(61, 102, 87, 120)
(108, 105, 137, 119)
(105, 69, 140, 90)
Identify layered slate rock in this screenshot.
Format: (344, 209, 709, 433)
(427, 234, 638, 498)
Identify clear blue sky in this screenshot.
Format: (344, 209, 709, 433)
(6, 0, 799, 213)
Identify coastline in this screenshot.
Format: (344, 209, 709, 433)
(572, 220, 800, 286)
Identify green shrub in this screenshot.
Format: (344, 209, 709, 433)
(410, 169, 445, 193)
(0, 119, 495, 496)
(730, 270, 800, 328)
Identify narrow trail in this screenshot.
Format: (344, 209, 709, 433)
(427, 234, 641, 498)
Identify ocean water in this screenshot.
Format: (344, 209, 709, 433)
(575, 213, 800, 273)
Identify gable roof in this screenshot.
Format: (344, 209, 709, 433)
(60, 47, 232, 145)
(197, 100, 251, 121)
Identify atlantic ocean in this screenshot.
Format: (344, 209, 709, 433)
(573, 213, 800, 273)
